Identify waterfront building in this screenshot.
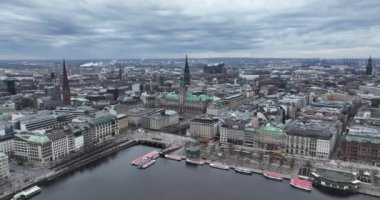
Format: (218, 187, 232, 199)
(0, 152, 9, 182)
(341, 125, 380, 165)
(141, 110, 179, 131)
(13, 133, 52, 165)
(285, 118, 339, 159)
(219, 111, 254, 146)
(219, 119, 245, 145)
(311, 168, 359, 193)
(66, 122, 92, 151)
(256, 124, 286, 151)
(46, 129, 74, 161)
(72, 111, 117, 144)
(116, 114, 129, 134)
(189, 117, 220, 139)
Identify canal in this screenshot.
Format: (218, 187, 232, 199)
(34, 146, 378, 200)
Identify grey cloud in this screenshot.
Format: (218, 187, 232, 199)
(0, 0, 379, 59)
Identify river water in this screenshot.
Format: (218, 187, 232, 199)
(33, 146, 377, 200)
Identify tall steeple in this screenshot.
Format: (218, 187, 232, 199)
(62, 58, 71, 105)
(184, 54, 190, 86)
(366, 56, 373, 75)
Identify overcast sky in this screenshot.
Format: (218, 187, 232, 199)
(0, 0, 379, 59)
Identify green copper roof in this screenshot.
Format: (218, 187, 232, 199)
(164, 92, 220, 102)
(16, 134, 50, 145)
(345, 135, 380, 144)
(258, 125, 286, 135)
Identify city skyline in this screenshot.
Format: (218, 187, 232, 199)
(0, 0, 380, 59)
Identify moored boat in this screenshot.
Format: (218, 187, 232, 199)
(186, 159, 205, 165)
(290, 178, 312, 191)
(263, 171, 283, 181)
(209, 162, 229, 170)
(165, 154, 182, 161)
(131, 156, 146, 166)
(11, 186, 41, 200)
(235, 167, 252, 175)
(139, 159, 157, 169)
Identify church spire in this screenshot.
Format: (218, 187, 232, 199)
(366, 56, 373, 75)
(184, 54, 190, 86)
(62, 58, 71, 105)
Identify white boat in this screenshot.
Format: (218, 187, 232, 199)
(263, 171, 283, 181)
(209, 162, 229, 170)
(11, 186, 41, 200)
(235, 167, 252, 175)
(165, 154, 182, 161)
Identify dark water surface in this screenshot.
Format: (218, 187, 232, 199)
(34, 146, 378, 200)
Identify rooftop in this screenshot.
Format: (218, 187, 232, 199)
(258, 124, 286, 135)
(313, 168, 356, 183)
(163, 91, 220, 102)
(15, 133, 50, 145)
(345, 126, 380, 144)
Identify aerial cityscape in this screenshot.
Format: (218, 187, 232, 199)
(0, 0, 380, 200)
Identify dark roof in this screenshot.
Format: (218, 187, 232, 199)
(47, 129, 67, 141)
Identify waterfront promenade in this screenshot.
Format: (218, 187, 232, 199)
(2, 130, 380, 199)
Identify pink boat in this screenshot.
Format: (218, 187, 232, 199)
(290, 178, 312, 191)
(131, 156, 146, 166)
(139, 160, 156, 169)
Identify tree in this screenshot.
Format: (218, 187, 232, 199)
(290, 157, 296, 168)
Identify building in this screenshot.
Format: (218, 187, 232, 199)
(66, 122, 92, 151)
(125, 108, 158, 126)
(203, 63, 225, 74)
(160, 91, 219, 114)
(206, 101, 229, 116)
(219, 111, 255, 146)
(285, 119, 339, 159)
(15, 112, 72, 131)
(256, 124, 286, 151)
(13, 133, 52, 165)
(72, 111, 117, 144)
(0, 152, 9, 182)
(223, 92, 244, 109)
(54, 106, 95, 119)
(116, 114, 129, 134)
(142, 110, 179, 130)
(13, 129, 75, 165)
(0, 136, 13, 155)
(341, 126, 380, 165)
(220, 119, 245, 145)
(46, 129, 74, 161)
(189, 117, 220, 139)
